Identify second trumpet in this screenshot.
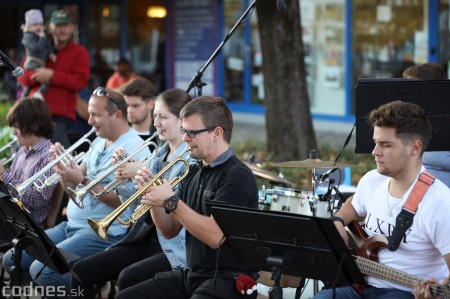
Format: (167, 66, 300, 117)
(87, 148, 190, 241)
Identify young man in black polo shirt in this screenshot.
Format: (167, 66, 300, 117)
(119, 96, 259, 299)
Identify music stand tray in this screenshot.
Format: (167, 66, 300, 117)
(211, 204, 366, 286)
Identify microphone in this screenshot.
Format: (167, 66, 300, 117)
(0, 50, 24, 77)
(318, 168, 338, 182)
(276, 0, 287, 12)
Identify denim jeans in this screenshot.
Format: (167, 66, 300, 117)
(2, 221, 125, 293)
(312, 286, 414, 299)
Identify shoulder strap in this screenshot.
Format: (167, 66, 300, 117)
(388, 171, 435, 251)
(402, 171, 435, 213)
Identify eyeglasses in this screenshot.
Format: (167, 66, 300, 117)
(93, 87, 118, 108)
(180, 127, 216, 139)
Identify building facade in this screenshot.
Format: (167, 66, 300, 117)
(1, 0, 448, 126)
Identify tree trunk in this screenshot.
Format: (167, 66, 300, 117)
(256, 0, 317, 161)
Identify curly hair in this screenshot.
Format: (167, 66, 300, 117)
(368, 100, 432, 153)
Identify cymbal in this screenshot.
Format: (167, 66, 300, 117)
(271, 159, 354, 168)
(242, 161, 293, 186)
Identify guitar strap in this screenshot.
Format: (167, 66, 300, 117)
(388, 171, 435, 251)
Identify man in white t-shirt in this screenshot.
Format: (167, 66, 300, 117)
(313, 100, 450, 299)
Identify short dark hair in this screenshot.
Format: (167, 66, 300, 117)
(120, 77, 157, 103)
(180, 96, 233, 143)
(7, 97, 54, 138)
(368, 100, 432, 154)
(402, 62, 447, 80)
(156, 88, 192, 118)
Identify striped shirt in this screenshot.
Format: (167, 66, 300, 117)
(2, 138, 56, 228)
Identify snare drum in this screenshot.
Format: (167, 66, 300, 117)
(264, 187, 303, 213)
(300, 191, 331, 218)
(263, 187, 331, 217)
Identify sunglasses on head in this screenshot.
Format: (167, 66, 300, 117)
(93, 87, 119, 107)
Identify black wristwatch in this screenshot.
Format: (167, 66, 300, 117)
(164, 195, 180, 214)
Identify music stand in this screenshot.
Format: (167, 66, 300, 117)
(210, 204, 366, 299)
(0, 181, 78, 290)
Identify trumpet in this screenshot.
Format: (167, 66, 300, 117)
(87, 147, 190, 241)
(66, 131, 160, 209)
(0, 137, 18, 166)
(1, 153, 16, 166)
(7, 128, 96, 200)
(0, 137, 18, 153)
(99, 152, 157, 197)
(36, 151, 88, 191)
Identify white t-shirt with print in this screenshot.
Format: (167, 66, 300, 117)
(352, 166, 450, 293)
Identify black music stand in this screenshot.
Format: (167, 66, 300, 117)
(0, 182, 78, 295)
(211, 204, 366, 299)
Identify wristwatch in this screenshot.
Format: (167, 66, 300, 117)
(164, 195, 180, 214)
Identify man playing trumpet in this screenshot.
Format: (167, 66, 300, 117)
(71, 88, 194, 298)
(118, 96, 260, 299)
(2, 87, 150, 295)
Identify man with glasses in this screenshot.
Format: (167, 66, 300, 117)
(119, 96, 260, 299)
(2, 87, 150, 296)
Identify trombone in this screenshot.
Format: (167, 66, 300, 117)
(7, 128, 96, 200)
(66, 131, 160, 209)
(87, 147, 190, 241)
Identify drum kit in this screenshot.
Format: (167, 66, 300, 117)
(245, 150, 354, 219)
(245, 152, 355, 297)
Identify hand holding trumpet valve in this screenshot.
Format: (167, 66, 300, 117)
(49, 142, 84, 187)
(113, 147, 147, 181)
(136, 167, 173, 208)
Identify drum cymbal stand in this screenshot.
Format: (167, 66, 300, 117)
(310, 166, 323, 295)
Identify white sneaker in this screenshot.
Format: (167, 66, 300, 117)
(32, 91, 45, 101)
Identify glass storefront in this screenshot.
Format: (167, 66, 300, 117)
(301, 0, 346, 116)
(222, 0, 431, 116)
(439, 0, 450, 77)
(1, 0, 449, 121)
(353, 0, 426, 80)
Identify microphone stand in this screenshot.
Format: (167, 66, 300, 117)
(186, 0, 257, 95)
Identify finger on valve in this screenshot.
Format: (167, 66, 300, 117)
(112, 147, 126, 164)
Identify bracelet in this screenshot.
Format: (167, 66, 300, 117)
(331, 216, 345, 226)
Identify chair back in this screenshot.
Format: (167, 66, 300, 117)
(45, 183, 65, 228)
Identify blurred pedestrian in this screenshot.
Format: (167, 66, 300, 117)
(17, 9, 90, 148)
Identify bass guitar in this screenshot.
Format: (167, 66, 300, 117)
(347, 221, 450, 297)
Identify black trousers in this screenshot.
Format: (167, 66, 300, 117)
(115, 268, 258, 299)
(70, 240, 170, 299)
